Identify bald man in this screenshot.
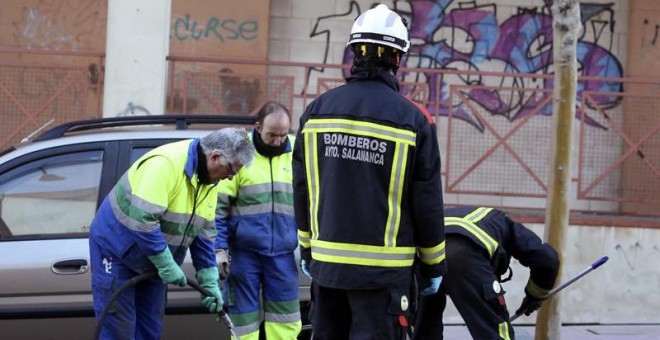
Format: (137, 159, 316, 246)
(214, 102, 301, 339)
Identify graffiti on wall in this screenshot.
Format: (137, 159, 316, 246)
(172, 14, 259, 42)
(15, 0, 106, 50)
(311, 0, 623, 130)
(641, 18, 660, 59)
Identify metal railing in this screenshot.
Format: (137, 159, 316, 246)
(1, 48, 659, 217)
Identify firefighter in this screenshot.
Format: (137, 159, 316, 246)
(292, 4, 447, 339)
(413, 206, 560, 340)
(89, 128, 254, 340)
(215, 102, 302, 339)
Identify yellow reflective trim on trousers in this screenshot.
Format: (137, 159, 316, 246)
(263, 319, 302, 340)
(303, 118, 416, 146)
(311, 239, 416, 267)
(304, 131, 320, 239)
(464, 207, 493, 222)
(445, 217, 499, 257)
(384, 143, 408, 247)
(498, 322, 511, 340)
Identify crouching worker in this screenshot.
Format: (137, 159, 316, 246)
(89, 128, 254, 340)
(414, 206, 560, 340)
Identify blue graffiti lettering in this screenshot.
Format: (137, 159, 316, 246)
(327, 1, 623, 130)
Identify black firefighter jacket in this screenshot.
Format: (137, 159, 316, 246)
(292, 70, 447, 290)
(444, 206, 560, 297)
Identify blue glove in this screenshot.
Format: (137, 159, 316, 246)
(419, 275, 443, 296)
(300, 259, 313, 280)
(196, 267, 224, 313)
(148, 249, 187, 287)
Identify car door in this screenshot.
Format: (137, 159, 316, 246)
(0, 143, 116, 317)
(0, 142, 117, 321)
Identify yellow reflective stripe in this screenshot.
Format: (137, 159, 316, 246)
(445, 217, 499, 257)
(303, 118, 416, 247)
(310, 239, 416, 267)
(498, 322, 511, 340)
(464, 207, 493, 222)
(526, 278, 550, 298)
(303, 118, 416, 146)
(418, 240, 446, 265)
(298, 230, 311, 248)
(263, 319, 302, 339)
(304, 131, 321, 239)
(385, 143, 408, 247)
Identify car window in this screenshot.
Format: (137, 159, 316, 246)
(0, 150, 103, 238)
(130, 147, 152, 163)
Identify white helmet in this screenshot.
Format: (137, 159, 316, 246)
(347, 4, 409, 53)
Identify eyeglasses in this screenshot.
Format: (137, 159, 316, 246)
(227, 163, 237, 178)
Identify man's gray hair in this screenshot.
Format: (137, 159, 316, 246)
(200, 127, 254, 166)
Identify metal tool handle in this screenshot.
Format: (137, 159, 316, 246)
(510, 256, 609, 322)
(186, 276, 240, 339)
(95, 272, 241, 339)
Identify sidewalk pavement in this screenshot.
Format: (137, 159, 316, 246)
(444, 324, 660, 339)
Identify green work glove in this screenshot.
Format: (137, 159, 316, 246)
(196, 267, 224, 313)
(147, 249, 187, 287)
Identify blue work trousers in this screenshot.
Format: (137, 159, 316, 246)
(90, 237, 167, 340)
(224, 249, 300, 338)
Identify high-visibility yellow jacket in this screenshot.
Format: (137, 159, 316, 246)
(90, 139, 219, 272)
(215, 131, 297, 255)
(293, 71, 447, 289)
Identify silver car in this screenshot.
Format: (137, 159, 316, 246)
(0, 115, 312, 340)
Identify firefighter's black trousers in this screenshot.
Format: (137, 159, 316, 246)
(310, 283, 411, 340)
(414, 235, 514, 340)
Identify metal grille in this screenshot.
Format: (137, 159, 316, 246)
(2, 51, 660, 216)
(0, 64, 88, 148)
(579, 91, 660, 204)
(181, 72, 294, 115)
(446, 84, 553, 196)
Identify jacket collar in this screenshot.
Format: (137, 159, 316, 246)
(184, 138, 200, 179)
(251, 128, 292, 157)
(348, 69, 400, 92)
